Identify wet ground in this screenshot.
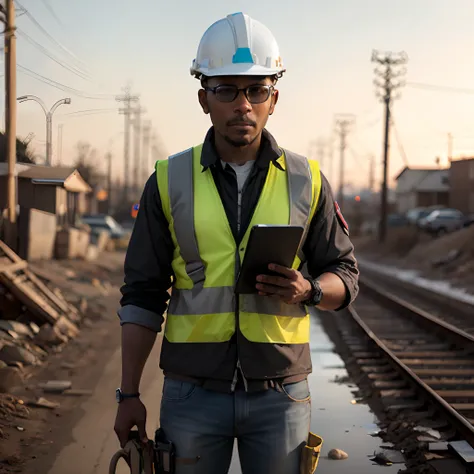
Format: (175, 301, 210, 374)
(228, 310, 404, 473)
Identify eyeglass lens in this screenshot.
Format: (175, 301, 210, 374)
(214, 85, 271, 104)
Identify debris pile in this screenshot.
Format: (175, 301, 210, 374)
(0, 239, 108, 395)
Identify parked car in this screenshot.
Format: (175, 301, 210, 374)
(80, 214, 131, 250)
(418, 208, 465, 235)
(405, 206, 444, 227)
(387, 213, 408, 227)
(463, 214, 474, 228)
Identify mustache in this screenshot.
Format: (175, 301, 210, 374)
(227, 118, 257, 127)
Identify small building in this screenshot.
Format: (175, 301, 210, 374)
(0, 164, 92, 259)
(449, 157, 474, 214)
(394, 166, 450, 214)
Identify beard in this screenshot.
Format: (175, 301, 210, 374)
(223, 132, 259, 148)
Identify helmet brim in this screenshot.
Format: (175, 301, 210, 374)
(191, 62, 285, 78)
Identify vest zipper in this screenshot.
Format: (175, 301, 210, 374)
(232, 248, 249, 393)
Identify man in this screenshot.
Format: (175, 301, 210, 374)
(114, 12, 359, 474)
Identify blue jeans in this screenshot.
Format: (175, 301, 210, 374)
(159, 377, 311, 474)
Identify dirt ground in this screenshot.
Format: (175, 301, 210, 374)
(353, 225, 474, 293)
(0, 251, 152, 474)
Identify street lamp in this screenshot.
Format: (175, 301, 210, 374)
(17, 95, 71, 166)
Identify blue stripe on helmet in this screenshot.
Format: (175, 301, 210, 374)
(232, 47, 254, 64)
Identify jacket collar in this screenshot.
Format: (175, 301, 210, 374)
(200, 127, 284, 172)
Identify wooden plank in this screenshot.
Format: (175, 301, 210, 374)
(394, 351, 462, 358)
(0, 239, 22, 263)
(415, 369, 474, 376)
(400, 359, 474, 366)
(0, 240, 78, 318)
(424, 379, 474, 386)
(0, 272, 58, 325)
(25, 269, 78, 317)
(450, 403, 474, 411)
(0, 259, 28, 274)
(436, 390, 474, 398)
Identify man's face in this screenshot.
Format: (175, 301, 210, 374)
(198, 75, 279, 148)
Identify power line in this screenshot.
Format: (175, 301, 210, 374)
(61, 108, 117, 116)
(17, 28, 90, 80)
(348, 146, 369, 171)
(14, 0, 88, 71)
(17, 63, 116, 99)
(389, 110, 409, 167)
(334, 114, 356, 209)
(40, 0, 62, 26)
(407, 81, 474, 95)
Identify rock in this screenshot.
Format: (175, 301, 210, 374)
(86, 245, 100, 261)
(0, 343, 38, 366)
(0, 320, 34, 339)
(0, 366, 24, 393)
(62, 388, 93, 396)
(27, 397, 60, 409)
(38, 380, 72, 393)
(328, 448, 348, 460)
(33, 325, 68, 348)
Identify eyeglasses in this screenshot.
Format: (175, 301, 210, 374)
(204, 84, 274, 104)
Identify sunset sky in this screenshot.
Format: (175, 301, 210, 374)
(5, 0, 474, 192)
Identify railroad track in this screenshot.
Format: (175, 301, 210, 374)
(339, 270, 474, 451)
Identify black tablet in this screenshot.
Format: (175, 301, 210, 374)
(235, 225, 305, 294)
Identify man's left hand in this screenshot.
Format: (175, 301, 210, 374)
(256, 264, 312, 304)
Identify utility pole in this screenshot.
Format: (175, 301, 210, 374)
(131, 104, 145, 197)
(372, 49, 408, 243)
(57, 123, 63, 166)
(2, 0, 17, 248)
(116, 86, 139, 203)
(447, 132, 453, 163)
(328, 137, 335, 189)
(334, 114, 355, 209)
(368, 154, 375, 193)
(316, 138, 325, 173)
(106, 152, 112, 214)
(141, 120, 151, 184)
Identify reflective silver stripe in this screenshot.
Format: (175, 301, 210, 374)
(168, 286, 307, 318)
(283, 149, 313, 262)
(168, 148, 206, 286)
(168, 286, 235, 315)
(241, 294, 307, 318)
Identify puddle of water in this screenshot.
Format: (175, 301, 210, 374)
(228, 310, 403, 473)
(309, 311, 404, 473)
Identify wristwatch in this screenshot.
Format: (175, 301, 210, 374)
(116, 388, 140, 403)
(302, 278, 323, 306)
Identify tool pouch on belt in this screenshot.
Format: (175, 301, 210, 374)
(153, 428, 201, 473)
(300, 432, 323, 474)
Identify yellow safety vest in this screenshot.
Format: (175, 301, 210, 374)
(156, 145, 321, 345)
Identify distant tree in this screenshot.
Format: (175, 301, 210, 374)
(73, 141, 104, 188)
(0, 132, 36, 164)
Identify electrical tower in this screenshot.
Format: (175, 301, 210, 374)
(141, 120, 152, 184)
(372, 49, 408, 243)
(334, 114, 356, 209)
(132, 104, 146, 197)
(315, 138, 325, 172)
(116, 86, 139, 203)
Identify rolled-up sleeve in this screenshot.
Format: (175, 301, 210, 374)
(302, 172, 359, 309)
(118, 171, 174, 332)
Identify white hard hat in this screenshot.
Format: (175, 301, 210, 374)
(190, 12, 286, 79)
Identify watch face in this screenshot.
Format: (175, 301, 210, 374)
(312, 282, 323, 305)
(115, 389, 122, 403)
